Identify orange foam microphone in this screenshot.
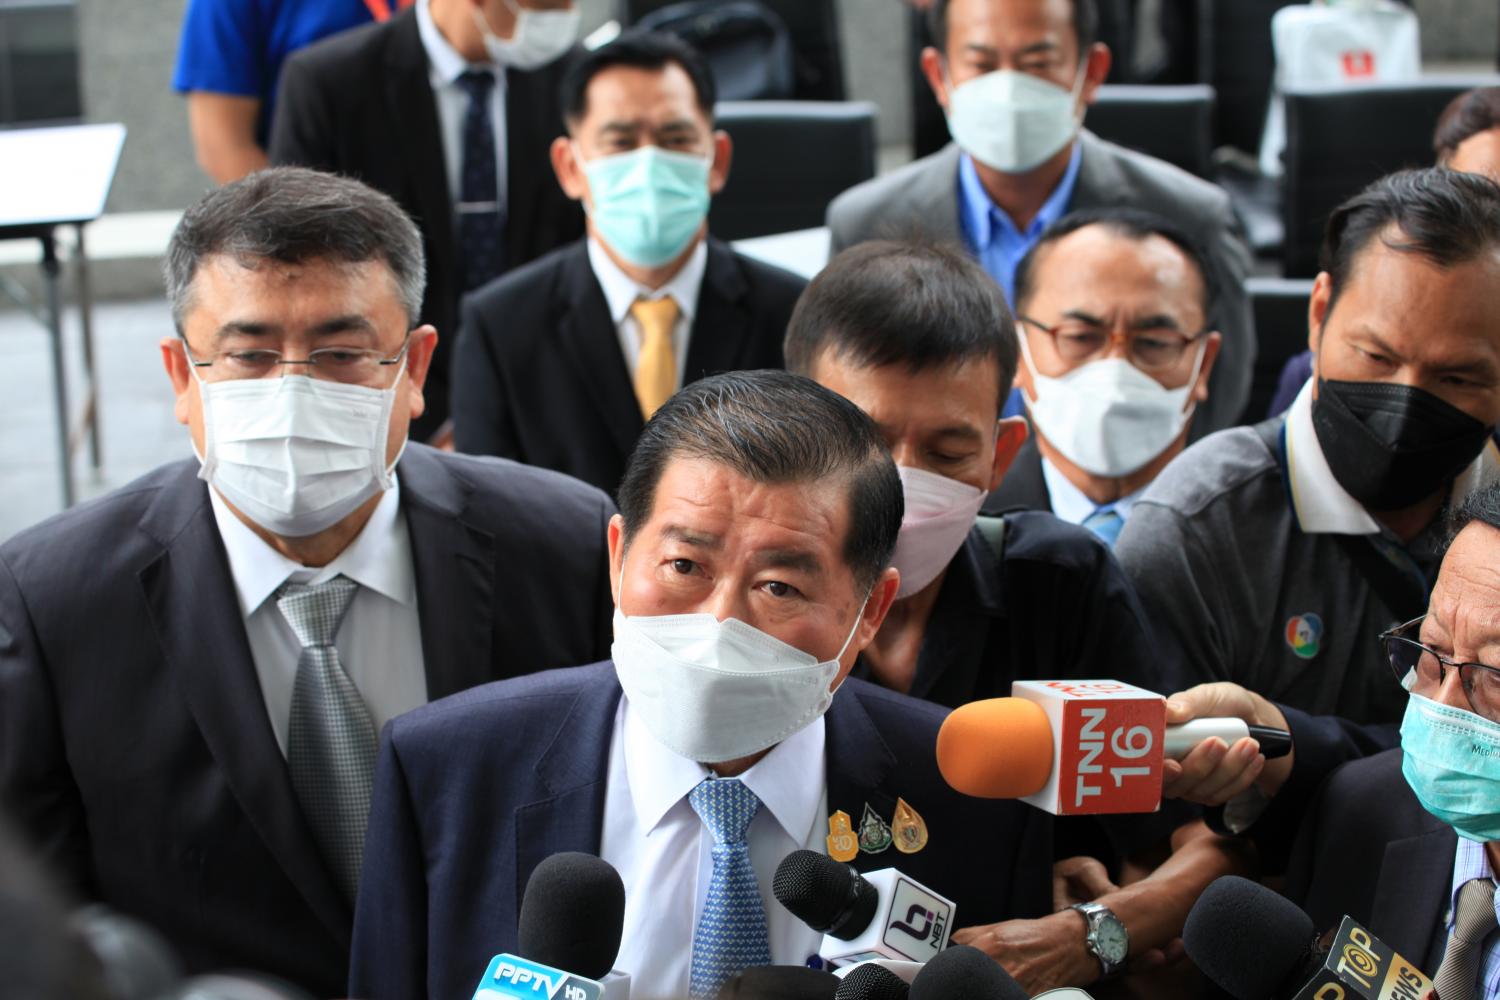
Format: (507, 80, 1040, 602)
(935, 696, 1055, 800)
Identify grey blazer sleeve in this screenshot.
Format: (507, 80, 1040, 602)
(1197, 199, 1256, 433)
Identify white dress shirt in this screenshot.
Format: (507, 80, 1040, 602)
(1040, 456, 1144, 526)
(416, 0, 508, 218)
(600, 697, 827, 999)
(208, 480, 428, 755)
(588, 235, 707, 385)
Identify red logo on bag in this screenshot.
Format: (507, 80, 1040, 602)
(1341, 50, 1376, 78)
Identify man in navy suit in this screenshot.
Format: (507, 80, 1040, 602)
(0, 168, 614, 996)
(350, 370, 1055, 1000)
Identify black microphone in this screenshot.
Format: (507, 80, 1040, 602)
(69, 905, 181, 1000)
(517, 852, 626, 981)
(835, 963, 910, 1000)
(158, 973, 315, 1000)
(714, 966, 839, 999)
(1184, 876, 1435, 1000)
(774, 851, 954, 967)
(909, 945, 1025, 1000)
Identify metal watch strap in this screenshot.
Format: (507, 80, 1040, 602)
(1071, 901, 1127, 978)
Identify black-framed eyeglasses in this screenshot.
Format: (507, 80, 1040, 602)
(1017, 314, 1209, 372)
(184, 333, 411, 386)
(1379, 615, 1500, 722)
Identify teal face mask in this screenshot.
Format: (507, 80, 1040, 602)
(1400, 692, 1500, 842)
(582, 145, 711, 268)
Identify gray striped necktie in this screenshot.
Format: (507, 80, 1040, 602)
(1433, 878, 1498, 1000)
(276, 575, 375, 902)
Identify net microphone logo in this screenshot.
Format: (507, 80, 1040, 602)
(879, 877, 951, 962)
(472, 954, 606, 1000)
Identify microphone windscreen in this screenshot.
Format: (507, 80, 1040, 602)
(1183, 876, 1317, 1000)
(936, 698, 1053, 798)
(517, 852, 626, 981)
(161, 973, 315, 1000)
(715, 966, 839, 999)
(910, 944, 1026, 1000)
(773, 849, 879, 939)
(835, 964, 911, 1000)
(70, 904, 182, 1000)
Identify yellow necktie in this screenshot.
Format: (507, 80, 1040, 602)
(630, 296, 680, 420)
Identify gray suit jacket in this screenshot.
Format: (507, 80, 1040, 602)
(826, 133, 1256, 435)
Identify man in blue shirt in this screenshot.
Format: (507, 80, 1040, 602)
(172, 0, 410, 183)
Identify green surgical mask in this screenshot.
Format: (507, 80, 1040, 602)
(1400, 692, 1500, 842)
(582, 145, 711, 268)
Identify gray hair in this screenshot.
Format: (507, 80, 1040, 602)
(163, 166, 426, 332)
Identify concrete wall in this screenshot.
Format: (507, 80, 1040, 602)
(1415, 0, 1498, 63)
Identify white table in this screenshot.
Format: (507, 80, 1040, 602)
(0, 122, 127, 507)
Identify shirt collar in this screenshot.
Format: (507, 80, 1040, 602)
(957, 142, 1083, 253)
(1284, 377, 1500, 535)
(1448, 837, 1500, 934)
(1037, 456, 1144, 526)
(416, 0, 492, 87)
(621, 695, 826, 844)
(587, 236, 707, 326)
(208, 477, 415, 616)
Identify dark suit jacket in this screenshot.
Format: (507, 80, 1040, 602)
(349, 663, 1055, 1000)
(0, 446, 615, 996)
(451, 237, 807, 496)
(269, 9, 584, 440)
(826, 133, 1256, 437)
(1285, 748, 1453, 972)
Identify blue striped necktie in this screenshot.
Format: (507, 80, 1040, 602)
(1083, 506, 1125, 546)
(687, 777, 772, 998)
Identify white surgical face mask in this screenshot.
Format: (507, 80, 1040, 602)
(891, 465, 988, 599)
(945, 64, 1086, 174)
(474, 0, 579, 71)
(611, 579, 869, 763)
(194, 367, 404, 538)
(1021, 336, 1204, 478)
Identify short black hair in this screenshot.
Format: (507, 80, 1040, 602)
(164, 166, 425, 331)
(928, 0, 1099, 57)
(1014, 207, 1216, 325)
(560, 29, 716, 125)
(1433, 87, 1500, 162)
(1320, 167, 1500, 320)
(784, 239, 1018, 411)
(617, 370, 903, 592)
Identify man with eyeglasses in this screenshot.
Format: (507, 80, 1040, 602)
(1284, 482, 1500, 998)
(1113, 168, 1500, 868)
(986, 207, 1220, 545)
(0, 167, 615, 995)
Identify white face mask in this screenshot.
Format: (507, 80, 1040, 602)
(194, 368, 404, 538)
(945, 64, 1086, 174)
(611, 582, 869, 764)
(474, 0, 579, 71)
(1021, 337, 1205, 478)
(891, 465, 989, 599)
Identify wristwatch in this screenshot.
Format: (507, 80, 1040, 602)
(1071, 901, 1129, 978)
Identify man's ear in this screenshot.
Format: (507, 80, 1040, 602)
(1079, 42, 1112, 107)
(551, 135, 588, 202)
(607, 514, 626, 608)
(1192, 332, 1222, 405)
(987, 417, 1029, 491)
(160, 336, 195, 426)
(1307, 271, 1333, 358)
(403, 325, 438, 419)
(708, 129, 733, 196)
(920, 47, 951, 111)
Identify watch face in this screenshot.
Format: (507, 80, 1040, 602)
(1095, 914, 1129, 963)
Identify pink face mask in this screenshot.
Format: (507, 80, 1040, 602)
(890, 466, 990, 599)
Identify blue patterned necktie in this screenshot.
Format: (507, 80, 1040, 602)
(455, 68, 506, 291)
(687, 777, 772, 999)
(1083, 506, 1125, 546)
(276, 575, 376, 902)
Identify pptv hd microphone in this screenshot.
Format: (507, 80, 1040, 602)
(773, 850, 954, 968)
(908, 944, 1025, 1000)
(472, 852, 630, 1000)
(713, 966, 840, 1000)
(936, 681, 1291, 815)
(1183, 876, 1433, 1000)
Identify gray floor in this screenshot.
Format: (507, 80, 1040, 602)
(1, 297, 189, 543)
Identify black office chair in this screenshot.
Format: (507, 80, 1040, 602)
(1194, 0, 1296, 155)
(1281, 76, 1500, 277)
(620, 0, 845, 100)
(1086, 84, 1215, 178)
(709, 100, 876, 241)
(636, 2, 795, 100)
(1245, 276, 1313, 422)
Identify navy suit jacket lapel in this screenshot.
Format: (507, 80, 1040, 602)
(682, 239, 755, 381)
(136, 464, 350, 943)
(398, 447, 498, 701)
(824, 686, 899, 872)
(557, 243, 644, 462)
(512, 668, 622, 918)
(1373, 824, 1455, 970)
